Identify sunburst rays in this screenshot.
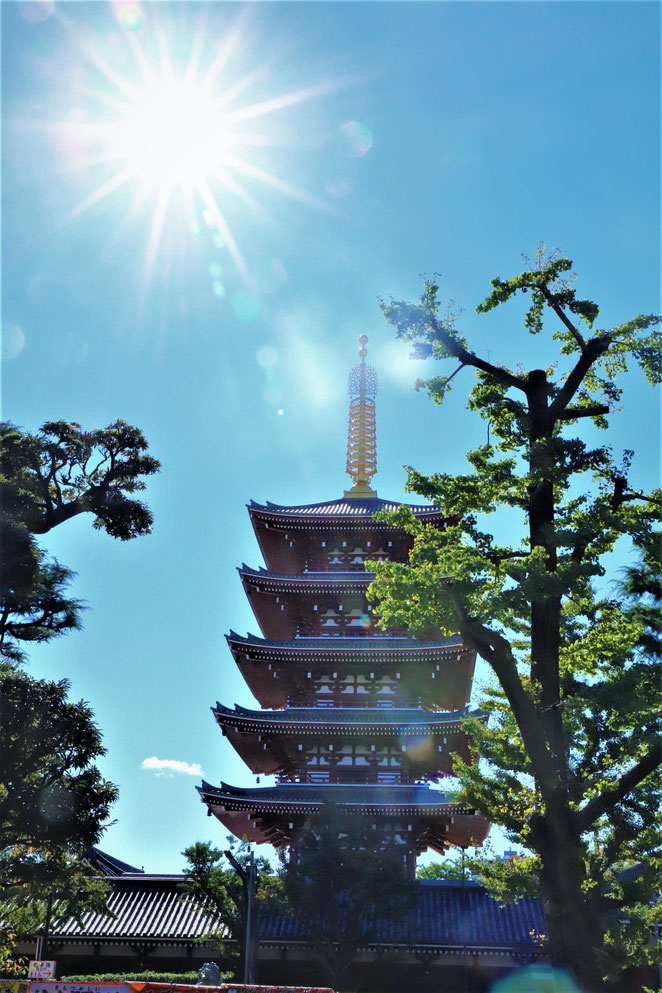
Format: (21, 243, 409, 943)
(55, 4, 342, 287)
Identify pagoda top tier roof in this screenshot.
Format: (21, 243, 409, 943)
(248, 496, 449, 522)
(227, 631, 467, 655)
(199, 780, 473, 813)
(212, 702, 484, 728)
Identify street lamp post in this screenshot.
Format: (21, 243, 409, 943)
(225, 848, 258, 984)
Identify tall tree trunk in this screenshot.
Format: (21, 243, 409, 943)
(532, 803, 605, 993)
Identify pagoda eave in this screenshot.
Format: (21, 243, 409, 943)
(227, 634, 477, 711)
(199, 782, 489, 850)
(213, 702, 484, 733)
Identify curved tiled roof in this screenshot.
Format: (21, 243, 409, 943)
(49, 872, 544, 957)
(212, 702, 482, 729)
(239, 566, 374, 588)
(227, 632, 464, 653)
(52, 875, 220, 942)
(259, 880, 545, 952)
(199, 780, 469, 811)
(87, 847, 144, 876)
(248, 497, 447, 519)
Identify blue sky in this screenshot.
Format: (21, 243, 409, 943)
(2, 1, 659, 873)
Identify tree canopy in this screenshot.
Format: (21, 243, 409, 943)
(368, 249, 661, 992)
(0, 417, 159, 969)
(0, 668, 117, 968)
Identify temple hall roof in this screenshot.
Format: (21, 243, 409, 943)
(51, 874, 219, 942)
(47, 872, 545, 958)
(260, 879, 545, 952)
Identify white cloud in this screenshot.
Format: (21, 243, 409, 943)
(141, 756, 204, 777)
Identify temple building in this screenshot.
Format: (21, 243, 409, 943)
(199, 336, 489, 875)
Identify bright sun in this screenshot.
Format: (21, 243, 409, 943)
(108, 75, 235, 190)
(60, 5, 336, 282)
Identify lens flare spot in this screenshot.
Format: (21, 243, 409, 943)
(212, 232, 226, 250)
(339, 120, 373, 158)
(277, 409, 284, 416)
(324, 173, 356, 198)
(211, 280, 226, 299)
(491, 965, 580, 993)
(400, 731, 434, 762)
(233, 291, 260, 322)
(360, 613, 371, 628)
(208, 261, 223, 279)
(257, 345, 279, 370)
(117, 3, 143, 31)
(1, 323, 26, 361)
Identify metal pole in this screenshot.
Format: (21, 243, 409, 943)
(42, 892, 53, 963)
(462, 847, 468, 993)
(225, 848, 257, 985)
(244, 852, 256, 985)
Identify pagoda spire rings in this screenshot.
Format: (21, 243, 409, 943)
(345, 334, 378, 498)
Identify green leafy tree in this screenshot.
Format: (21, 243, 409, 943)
(0, 668, 117, 970)
(182, 839, 282, 980)
(281, 803, 415, 990)
(369, 250, 661, 992)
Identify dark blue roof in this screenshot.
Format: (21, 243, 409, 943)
(199, 780, 465, 809)
(259, 879, 544, 951)
(52, 871, 544, 955)
(213, 702, 482, 727)
(239, 565, 374, 583)
(227, 632, 464, 652)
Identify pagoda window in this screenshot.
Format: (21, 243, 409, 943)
(320, 609, 340, 628)
(346, 608, 365, 628)
(349, 546, 365, 564)
(328, 548, 343, 565)
(372, 547, 388, 562)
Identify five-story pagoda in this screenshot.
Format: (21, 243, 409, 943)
(199, 337, 489, 876)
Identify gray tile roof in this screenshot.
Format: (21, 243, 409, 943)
(52, 876, 220, 942)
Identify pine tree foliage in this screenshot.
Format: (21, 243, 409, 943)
(0, 419, 160, 660)
(368, 250, 661, 991)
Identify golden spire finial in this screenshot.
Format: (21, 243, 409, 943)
(344, 335, 378, 499)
